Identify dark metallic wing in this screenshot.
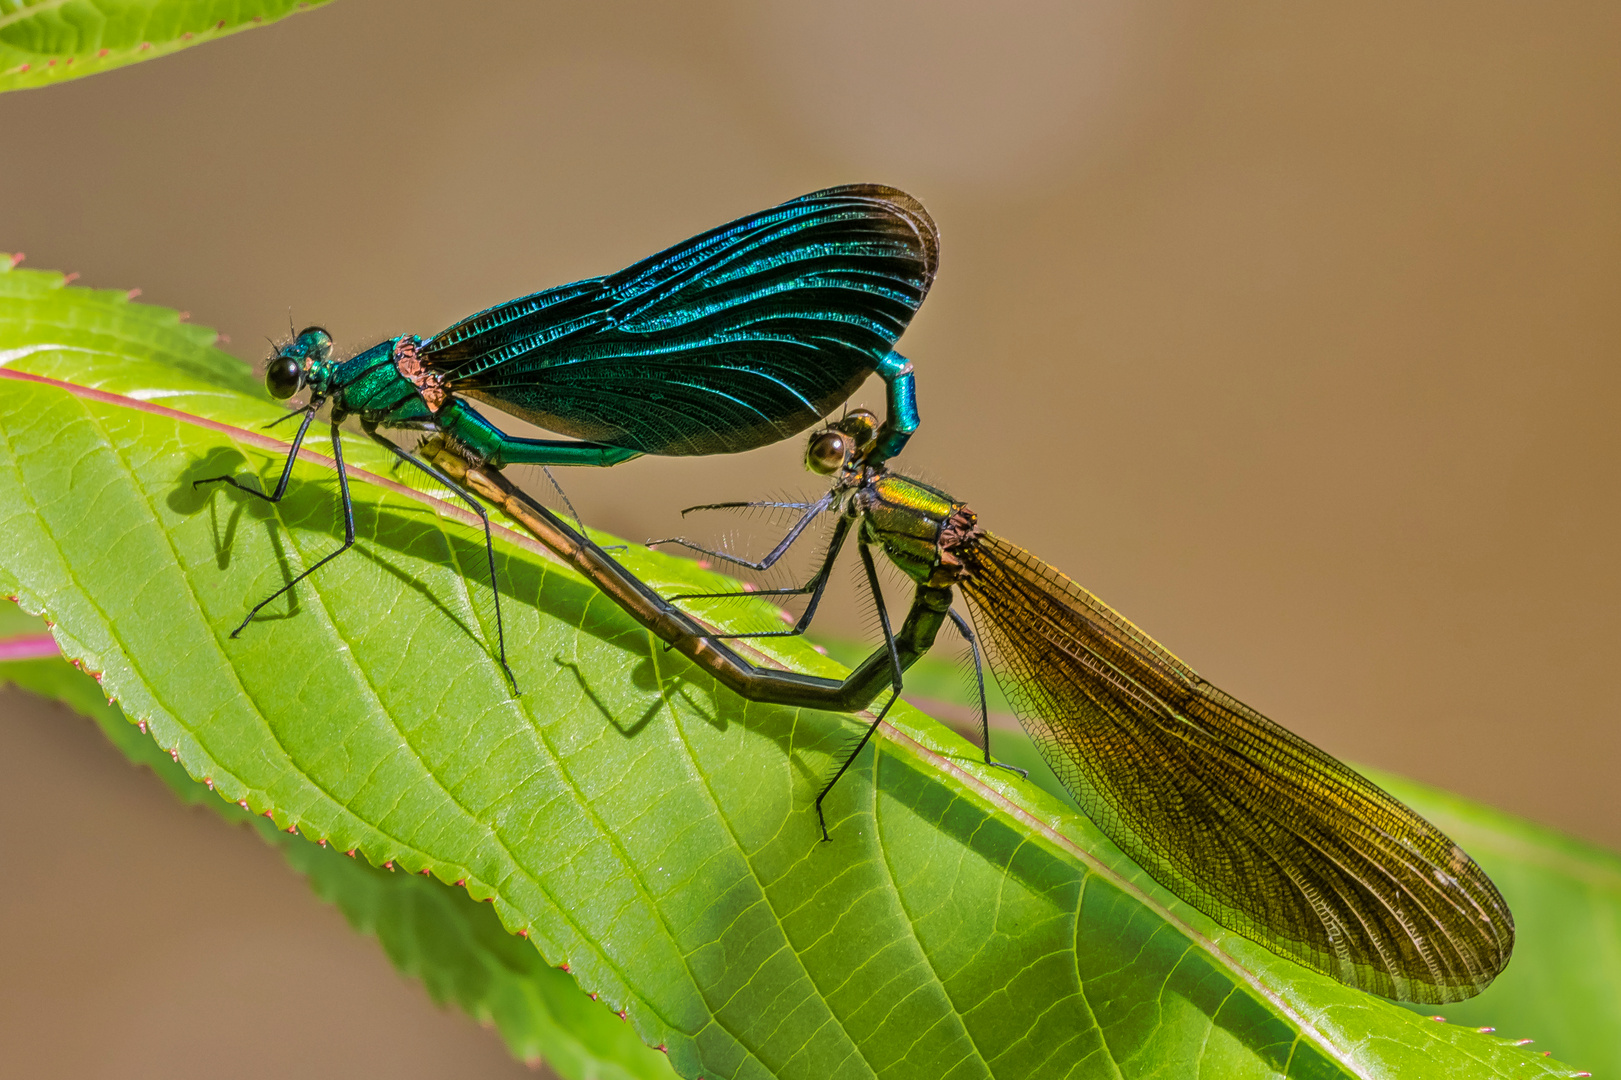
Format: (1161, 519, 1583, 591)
(957, 533, 1513, 1003)
(421, 185, 939, 456)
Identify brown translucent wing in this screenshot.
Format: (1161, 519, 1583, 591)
(955, 533, 1513, 1003)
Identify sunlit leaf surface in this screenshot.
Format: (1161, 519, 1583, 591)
(0, 622, 678, 1080)
(830, 646, 1621, 1076)
(0, 260, 1587, 1078)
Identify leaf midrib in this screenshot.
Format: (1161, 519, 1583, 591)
(3, 364, 1402, 1077)
(14, 370, 703, 1046)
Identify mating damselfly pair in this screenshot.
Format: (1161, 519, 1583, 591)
(196, 185, 1512, 1006)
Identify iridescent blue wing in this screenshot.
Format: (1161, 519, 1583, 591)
(420, 185, 938, 456)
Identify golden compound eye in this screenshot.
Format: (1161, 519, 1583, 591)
(839, 409, 879, 447)
(806, 430, 849, 475)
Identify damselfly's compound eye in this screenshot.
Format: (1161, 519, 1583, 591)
(806, 430, 850, 475)
(265, 355, 304, 399)
(837, 409, 879, 449)
(296, 326, 333, 363)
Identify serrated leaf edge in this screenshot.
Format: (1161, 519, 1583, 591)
(1, 365, 1586, 1080)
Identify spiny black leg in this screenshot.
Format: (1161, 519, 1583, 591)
(815, 691, 900, 842)
(648, 491, 834, 573)
(680, 515, 852, 643)
(682, 498, 826, 514)
(368, 429, 518, 693)
(263, 406, 312, 431)
(193, 406, 318, 503)
(814, 543, 905, 842)
(228, 418, 356, 637)
(652, 516, 849, 655)
(947, 609, 1026, 780)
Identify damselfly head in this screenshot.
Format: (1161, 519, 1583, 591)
(264, 326, 333, 400)
(806, 408, 882, 475)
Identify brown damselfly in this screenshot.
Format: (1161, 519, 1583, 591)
(645, 410, 1514, 1005)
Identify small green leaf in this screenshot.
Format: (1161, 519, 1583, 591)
(0, 260, 1587, 1078)
(0, 0, 333, 94)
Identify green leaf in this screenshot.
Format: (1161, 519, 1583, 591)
(0, 605, 680, 1080)
(0, 0, 333, 94)
(830, 645, 1621, 1076)
(0, 259, 1588, 1079)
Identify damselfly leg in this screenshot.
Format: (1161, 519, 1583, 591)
(193, 413, 357, 639)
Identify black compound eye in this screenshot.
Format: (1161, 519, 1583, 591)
(806, 430, 849, 475)
(295, 326, 333, 363)
(265, 355, 304, 400)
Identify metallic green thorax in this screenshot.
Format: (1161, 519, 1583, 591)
(855, 473, 977, 587)
(294, 334, 640, 469)
(311, 339, 432, 425)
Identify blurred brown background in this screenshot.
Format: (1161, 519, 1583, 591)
(2, 1, 1618, 1075)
